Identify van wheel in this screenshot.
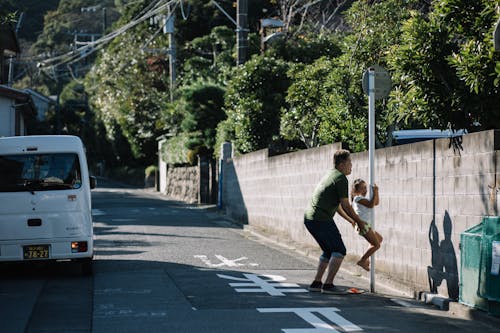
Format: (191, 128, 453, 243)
(81, 258, 93, 276)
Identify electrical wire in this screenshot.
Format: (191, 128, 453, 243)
(38, 0, 179, 70)
(180, 0, 190, 20)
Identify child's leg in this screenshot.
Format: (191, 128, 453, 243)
(357, 229, 382, 271)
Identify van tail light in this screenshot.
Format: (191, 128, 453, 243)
(71, 241, 88, 253)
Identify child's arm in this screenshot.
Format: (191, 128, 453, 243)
(356, 184, 379, 208)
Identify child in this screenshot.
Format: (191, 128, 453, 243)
(350, 178, 383, 271)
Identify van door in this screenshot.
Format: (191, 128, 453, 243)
(0, 153, 90, 241)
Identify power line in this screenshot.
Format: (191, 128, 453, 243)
(37, 0, 179, 71)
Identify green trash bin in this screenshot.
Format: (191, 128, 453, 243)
(460, 223, 489, 311)
(478, 217, 500, 315)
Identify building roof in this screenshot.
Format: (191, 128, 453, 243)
(0, 84, 36, 118)
(24, 89, 55, 104)
(0, 84, 30, 101)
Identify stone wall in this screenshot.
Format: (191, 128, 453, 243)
(164, 165, 199, 204)
(220, 130, 500, 298)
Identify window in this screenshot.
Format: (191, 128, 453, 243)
(0, 153, 82, 192)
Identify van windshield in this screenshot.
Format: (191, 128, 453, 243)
(0, 153, 82, 192)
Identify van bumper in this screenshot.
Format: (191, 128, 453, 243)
(0, 237, 93, 262)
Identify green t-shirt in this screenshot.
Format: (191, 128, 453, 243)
(304, 169, 348, 222)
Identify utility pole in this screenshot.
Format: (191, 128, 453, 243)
(102, 7, 107, 34)
(236, 0, 248, 65)
(7, 12, 24, 86)
(146, 9, 176, 102)
(166, 6, 176, 102)
(55, 67, 62, 135)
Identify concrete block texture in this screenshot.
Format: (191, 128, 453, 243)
(219, 130, 499, 299)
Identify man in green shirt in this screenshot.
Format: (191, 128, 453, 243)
(304, 149, 367, 294)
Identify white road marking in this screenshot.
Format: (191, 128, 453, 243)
(92, 209, 106, 216)
(217, 273, 307, 296)
(257, 307, 363, 332)
(194, 254, 259, 267)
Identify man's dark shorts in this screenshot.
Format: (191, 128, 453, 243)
(304, 218, 346, 262)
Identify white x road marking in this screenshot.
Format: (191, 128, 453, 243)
(92, 209, 106, 216)
(217, 273, 307, 296)
(194, 254, 259, 268)
(257, 307, 363, 332)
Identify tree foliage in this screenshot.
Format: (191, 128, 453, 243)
(180, 83, 226, 153)
(224, 55, 290, 154)
(7, 0, 500, 170)
(86, 22, 169, 164)
(387, 0, 500, 131)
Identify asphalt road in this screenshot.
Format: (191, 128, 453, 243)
(1, 181, 499, 332)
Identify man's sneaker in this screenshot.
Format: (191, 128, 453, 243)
(308, 281, 323, 292)
(321, 284, 345, 294)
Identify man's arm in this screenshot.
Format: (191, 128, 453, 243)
(337, 205, 356, 227)
(340, 197, 367, 228)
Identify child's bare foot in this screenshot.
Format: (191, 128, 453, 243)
(357, 260, 370, 271)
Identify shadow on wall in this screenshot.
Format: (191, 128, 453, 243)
(427, 210, 459, 300)
(222, 159, 248, 225)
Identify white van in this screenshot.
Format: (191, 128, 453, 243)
(0, 135, 96, 274)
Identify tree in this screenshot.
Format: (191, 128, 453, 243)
(387, 0, 500, 131)
(282, 57, 333, 148)
(223, 55, 289, 154)
(180, 26, 235, 84)
(86, 27, 169, 164)
(320, 0, 421, 149)
(180, 83, 226, 155)
(271, 0, 353, 34)
(264, 32, 341, 64)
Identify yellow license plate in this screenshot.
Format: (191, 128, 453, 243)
(23, 245, 49, 259)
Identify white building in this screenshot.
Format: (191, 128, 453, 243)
(0, 85, 36, 136)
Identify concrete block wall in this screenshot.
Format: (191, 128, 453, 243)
(223, 143, 342, 245)
(221, 130, 500, 298)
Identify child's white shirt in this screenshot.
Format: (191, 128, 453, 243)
(352, 195, 373, 224)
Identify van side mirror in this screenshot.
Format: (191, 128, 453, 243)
(89, 176, 97, 189)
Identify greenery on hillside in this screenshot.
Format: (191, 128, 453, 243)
(4, 0, 500, 176)
(0, 0, 59, 40)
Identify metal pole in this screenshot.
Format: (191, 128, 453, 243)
(7, 13, 24, 86)
(166, 10, 176, 102)
(236, 0, 248, 65)
(7, 57, 14, 86)
(368, 67, 376, 293)
(102, 7, 107, 34)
